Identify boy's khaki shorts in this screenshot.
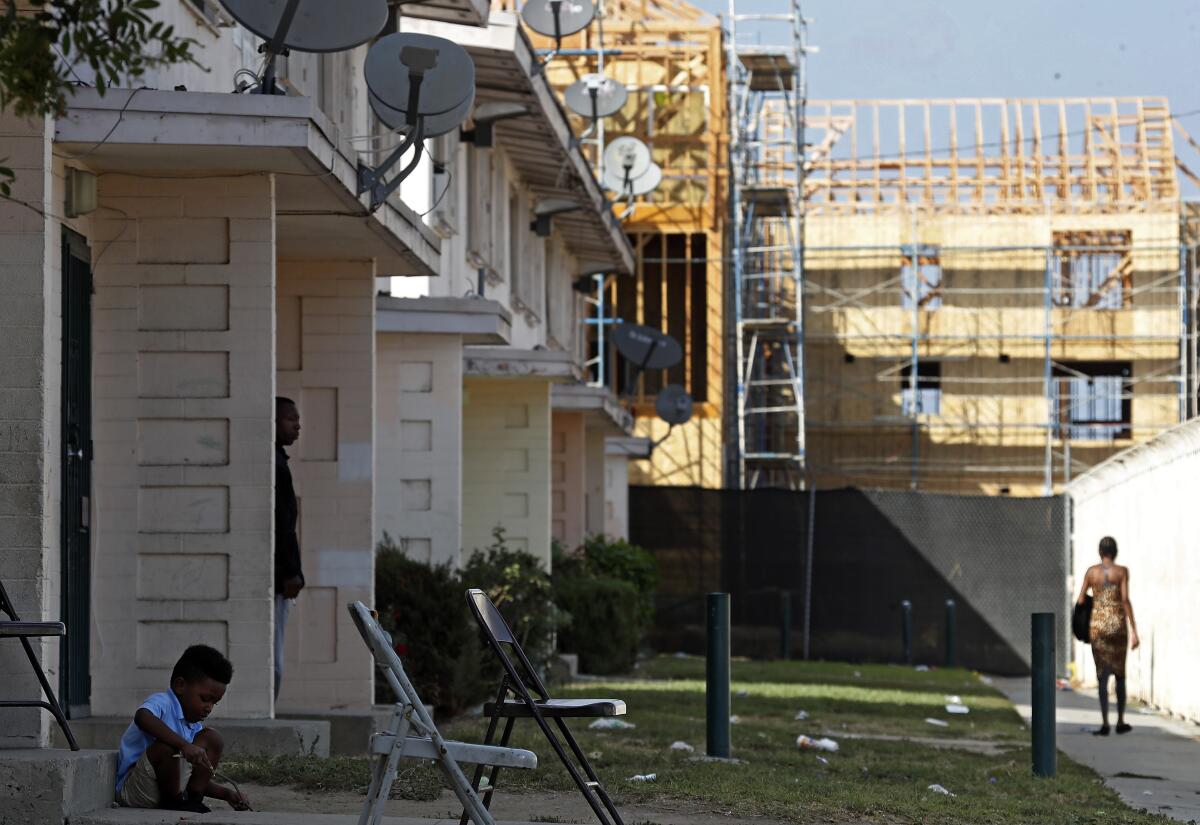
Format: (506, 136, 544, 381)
(116, 752, 192, 808)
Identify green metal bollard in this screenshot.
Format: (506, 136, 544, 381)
(1031, 612, 1056, 778)
(900, 599, 913, 665)
(945, 599, 957, 668)
(780, 591, 792, 661)
(706, 593, 731, 758)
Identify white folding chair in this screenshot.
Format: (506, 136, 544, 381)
(347, 601, 538, 825)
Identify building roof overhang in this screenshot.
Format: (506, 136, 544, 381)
(399, 13, 635, 275)
(463, 346, 584, 381)
(551, 383, 633, 434)
(606, 436, 653, 459)
(376, 295, 511, 343)
(55, 88, 441, 277)
(403, 0, 491, 27)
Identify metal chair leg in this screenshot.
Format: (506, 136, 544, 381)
(18, 635, 79, 750)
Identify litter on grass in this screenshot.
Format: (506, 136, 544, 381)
(589, 718, 636, 730)
(945, 703, 970, 714)
(928, 784, 956, 797)
(687, 755, 747, 765)
(627, 773, 657, 783)
(589, 751, 603, 759)
(914, 665, 930, 672)
(978, 674, 994, 685)
(735, 689, 749, 698)
(729, 715, 741, 724)
(945, 695, 962, 704)
(670, 741, 695, 753)
(816, 756, 830, 765)
(925, 718, 950, 727)
(796, 735, 839, 753)
(794, 710, 809, 721)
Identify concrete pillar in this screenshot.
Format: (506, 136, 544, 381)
(462, 378, 552, 568)
(90, 174, 276, 719)
(584, 425, 607, 539)
(550, 411, 586, 551)
(376, 333, 463, 568)
(0, 112, 57, 748)
(275, 261, 375, 710)
(603, 451, 631, 540)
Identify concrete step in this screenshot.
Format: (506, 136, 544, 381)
(75, 809, 555, 825)
(277, 708, 393, 756)
(0, 748, 117, 825)
(52, 717, 330, 757)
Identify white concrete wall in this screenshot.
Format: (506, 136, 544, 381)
(276, 261, 375, 710)
(603, 453, 631, 540)
(550, 412, 586, 550)
(0, 112, 58, 748)
(89, 173, 276, 719)
(1068, 419, 1200, 724)
(584, 426, 607, 539)
(462, 378, 552, 567)
(376, 333, 464, 568)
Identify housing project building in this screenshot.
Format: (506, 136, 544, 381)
(0, 0, 640, 759)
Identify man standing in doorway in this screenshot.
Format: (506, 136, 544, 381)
(275, 397, 304, 700)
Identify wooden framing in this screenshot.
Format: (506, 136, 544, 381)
(803, 98, 1179, 215)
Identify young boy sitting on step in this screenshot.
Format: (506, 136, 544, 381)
(114, 644, 250, 813)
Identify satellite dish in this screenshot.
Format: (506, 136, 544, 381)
(365, 33, 476, 125)
(603, 136, 653, 182)
(521, 0, 596, 43)
(655, 385, 694, 426)
(603, 162, 662, 197)
(612, 323, 682, 371)
(219, 0, 388, 52)
(370, 88, 475, 139)
(564, 73, 628, 121)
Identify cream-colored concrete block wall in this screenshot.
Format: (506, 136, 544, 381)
(602, 453, 631, 540)
(584, 427, 607, 539)
(550, 412, 586, 550)
(276, 261, 375, 710)
(1069, 420, 1200, 724)
(89, 173, 275, 719)
(462, 378, 552, 567)
(376, 332, 463, 568)
(0, 113, 58, 748)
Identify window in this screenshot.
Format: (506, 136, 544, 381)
(899, 361, 941, 416)
(609, 232, 709, 402)
(465, 147, 494, 269)
(1053, 361, 1132, 441)
(1052, 231, 1132, 309)
(900, 244, 942, 309)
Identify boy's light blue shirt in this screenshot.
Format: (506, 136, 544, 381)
(115, 689, 203, 792)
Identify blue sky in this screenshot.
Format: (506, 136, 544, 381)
(685, 0, 1200, 190)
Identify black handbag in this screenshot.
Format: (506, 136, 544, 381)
(1072, 595, 1093, 643)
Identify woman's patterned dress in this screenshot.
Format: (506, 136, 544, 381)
(1089, 565, 1127, 677)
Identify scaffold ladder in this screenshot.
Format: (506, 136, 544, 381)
(727, 0, 809, 489)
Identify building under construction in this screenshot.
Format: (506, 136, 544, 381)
(803, 97, 1195, 495)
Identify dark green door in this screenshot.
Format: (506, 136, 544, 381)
(60, 228, 92, 716)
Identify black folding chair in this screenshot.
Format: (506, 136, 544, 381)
(463, 588, 626, 825)
(0, 577, 79, 750)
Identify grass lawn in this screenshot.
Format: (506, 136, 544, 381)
(225, 656, 1170, 824)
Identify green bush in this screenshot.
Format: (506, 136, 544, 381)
(580, 535, 658, 625)
(461, 527, 558, 676)
(554, 575, 642, 674)
(374, 535, 488, 715)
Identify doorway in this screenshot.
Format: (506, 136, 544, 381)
(60, 228, 92, 716)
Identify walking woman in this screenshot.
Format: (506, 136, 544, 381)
(1075, 536, 1140, 735)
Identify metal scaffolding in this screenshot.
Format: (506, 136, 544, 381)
(727, 0, 809, 488)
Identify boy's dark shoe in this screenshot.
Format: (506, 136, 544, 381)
(162, 792, 211, 814)
(1115, 723, 1133, 735)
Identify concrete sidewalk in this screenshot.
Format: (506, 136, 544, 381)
(994, 677, 1200, 821)
(76, 810, 554, 825)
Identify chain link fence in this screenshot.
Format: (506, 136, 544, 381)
(630, 486, 1068, 675)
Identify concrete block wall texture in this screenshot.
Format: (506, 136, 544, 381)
(276, 261, 375, 710)
(550, 412, 586, 550)
(1068, 419, 1200, 725)
(602, 453, 630, 540)
(462, 378, 552, 567)
(89, 173, 275, 720)
(376, 333, 464, 568)
(0, 111, 57, 749)
(584, 427, 607, 539)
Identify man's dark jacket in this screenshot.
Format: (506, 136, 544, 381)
(275, 444, 304, 591)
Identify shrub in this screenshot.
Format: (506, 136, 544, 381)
(461, 527, 559, 676)
(374, 535, 489, 716)
(554, 575, 642, 674)
(580, 535, 658, 625)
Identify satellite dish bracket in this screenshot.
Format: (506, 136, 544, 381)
(256, 0, 302, 95)
(461, 106, 531, 148)
(356, 119, 427, 211)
